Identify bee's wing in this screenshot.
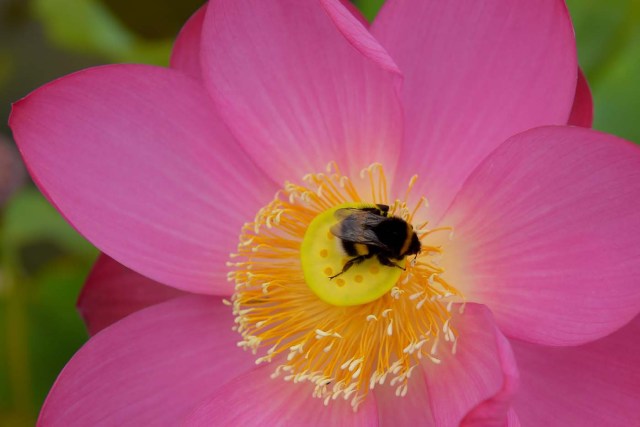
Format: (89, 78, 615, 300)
(330, 221, 379, 244)
(333, 208, 361, 220)
(330, 209, 390, 248)
(333, 208, 387, 223)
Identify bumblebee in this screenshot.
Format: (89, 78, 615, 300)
(329, 204, 421, 279)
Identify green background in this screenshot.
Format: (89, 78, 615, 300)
(0, 0, 638, 424)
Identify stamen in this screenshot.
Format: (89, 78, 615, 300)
(229, 163, 464, 410)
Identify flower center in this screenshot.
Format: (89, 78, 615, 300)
(228, 163, 463, 410)
(300, 203, 405, 306)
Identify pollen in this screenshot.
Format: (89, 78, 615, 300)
(229, 162, 463, 410)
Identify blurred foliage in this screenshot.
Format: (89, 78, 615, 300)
(353, 0, 385, 22)
(1, 189, 97, 424)
(567, 0, 640, 143)
(101, 0, 204, 39)
(32, 0, 173, 65)
(0, 52, 11, 87)
(4, 189, 93, 256)
(0, 0, 638, 424)
(0, 0, 200, 424)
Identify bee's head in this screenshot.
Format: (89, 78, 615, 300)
(407, 232, 421, 256)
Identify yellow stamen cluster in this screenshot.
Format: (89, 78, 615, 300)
(227, 163, 463, 410)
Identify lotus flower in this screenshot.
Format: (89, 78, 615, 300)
(10, 0, 640, 425)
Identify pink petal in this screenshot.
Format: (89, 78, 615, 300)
(423, 304, 519, 427)
(39, 296, 255, 426)
(10, 65, 277, 295)
(169, 4, 206, 80)
(169, 1, 367, 82)
(200, 0, 404, 183)
(373, 0, 577, 220)
(507, 409, 521, 427)
(185, 365, 379, 426)
(511, 314, 640, 426)
(568, 68, 594, 127)
(459, 338, 519, 426)
(441, 126, 640, 345)
(374, 368, 435, 426)
(78, 254, 186, 336)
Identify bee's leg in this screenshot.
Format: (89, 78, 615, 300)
(329, 255, 369, 279)
(377, 255, 405, 271)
